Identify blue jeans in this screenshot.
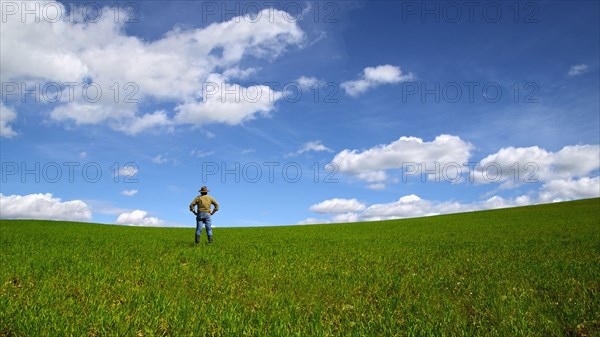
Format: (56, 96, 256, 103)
(196, 212, 213, 237)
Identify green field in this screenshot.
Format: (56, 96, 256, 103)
(1, 199, 599, 336)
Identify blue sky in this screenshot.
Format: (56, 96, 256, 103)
(1, 0, 599, 227)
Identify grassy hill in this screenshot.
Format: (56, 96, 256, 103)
(1, 198, 599, 336)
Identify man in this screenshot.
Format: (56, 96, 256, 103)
(189, 186, 219, 245)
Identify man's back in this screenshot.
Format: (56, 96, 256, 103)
(190, 194, 219, 214)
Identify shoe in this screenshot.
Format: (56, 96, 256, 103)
(207, 235, 213, 244)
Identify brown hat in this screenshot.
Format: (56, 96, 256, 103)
(198, 186, 209, 193)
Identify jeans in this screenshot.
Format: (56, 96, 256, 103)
(196, 212, 213, 237)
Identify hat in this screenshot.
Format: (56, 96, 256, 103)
(198, 186, 210, 193)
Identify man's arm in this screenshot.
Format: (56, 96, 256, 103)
(189, 198, 198, 215)
(211, 197, 219, 215)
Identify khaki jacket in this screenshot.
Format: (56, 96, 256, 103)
(189, 195, 219, 214)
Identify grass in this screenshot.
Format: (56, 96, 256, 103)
(1, 198, 599, 336)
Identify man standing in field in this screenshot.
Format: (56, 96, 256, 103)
(189, 186, 219, 245)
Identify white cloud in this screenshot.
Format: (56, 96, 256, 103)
(203, 130, 216, 139)
(222, 67, 260, 79)
(568, 64, 589, 77)
(287, 140, 333, 157)
(116, 111, 173, 135)
(307, 139, 600, 223)
(306, 179, 598, 223)
(552, 145, 600, 178)
(332, 134, 473, 184)
(190, 150, 214, 158)
(1, 2, 305, 134)
(341, 64, 414, 96)
(152, 154, 168, 164)
(117, 165, 138, 177)
(297, 217, 329, 225)
(478, 195, 533, 210)
(306, 194, 538, 223)
(538, 177, 600, 203)
(357, 171, 388, 183)
(115, 210, 164, 226)
(121, 189, 138, 197)
(296, 76, 320, 88)
(360, 195, 441, 220)
(304, 139, 599, 223)
(366, 183, 386, 190)
(300, 140, 334, 153)
(0, 193, 91, 221)
(474, 144, 600, 186)
(0, 103, 18, 138)
(85, 200, 132, 216)
(331, 212, 360, 223)
(333, 140, 598, 189)
(363, 65, 407, 82)
(309, 198, 366, 214)
(49, 100, 135, 126)
(174, 74, 283, 126)
(331, 137, 599, 193)
(474, 146, 551, 186)
(0, 1, 90, 82)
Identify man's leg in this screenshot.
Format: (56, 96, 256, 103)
(195, 217, 202, 245)
(204, 215, 213, 243)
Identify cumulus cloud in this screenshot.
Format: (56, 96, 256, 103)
(0, 193, 92, 221)
(0, 103, 18, 138)
(309, 198, 366, 214)
(332, 134, 473, 184)
(174, 75, 282, 126)
(121, 189, 138, 197)
(366, 183, 386, 190)
(302, 194, 463, 223)
(478, 195, 533, 210)
(116, 111, 173, 135)
(332, 137, 599, 190)
(115, 210, 164, 226)
(304, 139, 599, 224)
(360, 195, 442, 220)
(299, 140, 333, 153)
(551, 145, 600, 178)
(341, 64, 414, 96)
(304, 194, 536, 223)
(474, 144, 600, 187)
(117, 165, 138, 177)
(357, 171, 388, 183)
(568, 64, 589, 77)
(287, 140, 333, 157)
(356, 191, 594, 222)
(297, 217, 329, 225)
(538, 177, 600, 203)
(190, 150, 214, 158)
(305, 180, 598, 223)
(295, 76, 321, 88)
(222, 67, 260, 80)
(330, 212, 361, 223)
(1, 1, 305, 134)
(152, 154, 168, 164)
